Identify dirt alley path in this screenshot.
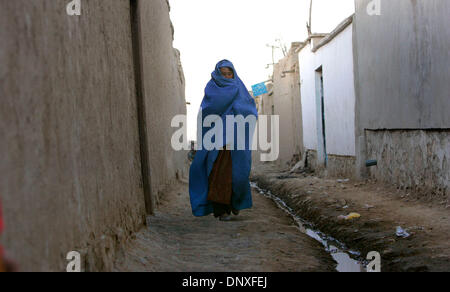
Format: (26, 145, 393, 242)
(251, 164, 450, 272)
(113, 180, 336, 272)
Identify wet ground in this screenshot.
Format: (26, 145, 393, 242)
(252, 182, 366, 272)
(114, 180, 337, 272)
(114, 164, 450, 272)
(252, 164, 450, 272)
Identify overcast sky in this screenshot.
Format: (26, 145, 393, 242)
(168, 0, 355, 140)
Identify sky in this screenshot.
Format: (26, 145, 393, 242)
(168, 0, 355, 140)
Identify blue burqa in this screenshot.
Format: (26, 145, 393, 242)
(189, 60, 258, 217)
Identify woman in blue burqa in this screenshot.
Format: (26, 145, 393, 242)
(189, 60, 258, 221)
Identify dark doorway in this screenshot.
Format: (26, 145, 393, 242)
(315, 66, 327, 167)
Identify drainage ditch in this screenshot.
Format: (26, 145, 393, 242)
(251, 182, 367, 272)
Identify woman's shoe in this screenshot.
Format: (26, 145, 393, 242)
(232, 208, 240, 216)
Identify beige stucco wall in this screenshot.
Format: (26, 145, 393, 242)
(138, 0, 188, 211)
(0, 0, 186, 271)
(270, 46, 303, 168)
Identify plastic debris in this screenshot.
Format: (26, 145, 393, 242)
(396, 226, 411, 238)
(346, 213, 361, 220)
(338, 213, 361, 220)
(337, 179, 350, 183)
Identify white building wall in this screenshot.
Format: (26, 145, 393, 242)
(317, 24, 356, 156)
(299, 24, 356, 157)
(299, 45, 318, 151)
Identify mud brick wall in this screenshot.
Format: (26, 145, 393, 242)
(0, 0, 186, 271)
(366, 130, 449, 202)
(137, 0, 188, 210)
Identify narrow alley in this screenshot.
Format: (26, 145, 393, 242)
(0, 0, 449, 277)
(113, 180, 336, 272)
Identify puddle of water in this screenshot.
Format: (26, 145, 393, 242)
(251, 182, 367, 272)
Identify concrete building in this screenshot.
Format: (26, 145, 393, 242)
(298, 17, 356, 178)
(353, 0, 450, 199)
(0, 0, 186, 271)
(258, 0, 448, 201)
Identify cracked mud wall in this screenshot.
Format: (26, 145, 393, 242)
(366, 130, 449, 202)
(0, 0, 185, 271)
